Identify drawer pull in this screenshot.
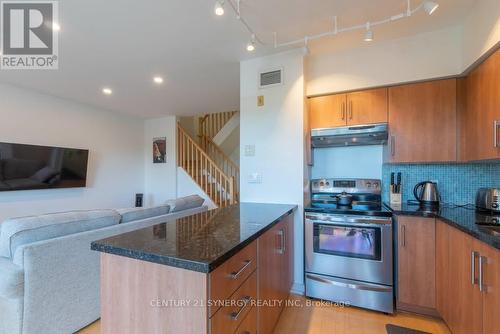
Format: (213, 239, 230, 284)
(471, 251, 479, 285)
(230, 296, 251, 321)
(479, 256, 486, 292)
(230, 260, 252, 279)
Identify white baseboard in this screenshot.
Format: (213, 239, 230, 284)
(290, 282, 305, 295)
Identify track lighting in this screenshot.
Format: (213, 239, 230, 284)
(214, 0, 225, 16)
(364, 23, 373, 42)
(423, 1, 439, 15)
(246, 34, 256, 52)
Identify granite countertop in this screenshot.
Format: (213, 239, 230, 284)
(91, 203, 297, 273)
(385, 202, 500, 250)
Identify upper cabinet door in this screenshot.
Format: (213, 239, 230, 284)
(463, 50, 500, 161)
(309, 94, 347, 129)
(385, 79, 457, 163)
(346, 88, 388, 125)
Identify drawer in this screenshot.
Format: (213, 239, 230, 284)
(209, 240, 257, 316)
(234, 305, 257, 334)
(210, 271, 257, 334)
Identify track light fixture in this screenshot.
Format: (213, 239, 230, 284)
(246, 34, 256, 52)
(423, 1, 439, 15)
(214, 0, 225, 16)
(364, 23, 373, 42)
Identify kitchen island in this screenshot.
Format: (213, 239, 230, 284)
(91, 203, 296, 334)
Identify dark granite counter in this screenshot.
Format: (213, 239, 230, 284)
(385, 202, 500, 250)
(91, 203, 297, 273)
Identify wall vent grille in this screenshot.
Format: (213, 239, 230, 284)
(259, 69, 282, 88)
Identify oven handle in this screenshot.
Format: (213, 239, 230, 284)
(306, 215, 391, 226)
(306, 219, 390, 229)
(306, 274, 392, 292)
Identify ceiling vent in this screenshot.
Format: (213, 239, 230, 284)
(259, 68, 283, 88)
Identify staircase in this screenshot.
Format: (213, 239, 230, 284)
(177, 111, 239, 208)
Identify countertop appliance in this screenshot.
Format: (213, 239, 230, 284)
(476, 188, 500, 213)
(413, 181, 440, 207)
(305, 178, 394, 314)
(311, 123, 388, 148)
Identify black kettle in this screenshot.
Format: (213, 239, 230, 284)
(413, 181, 440, 206)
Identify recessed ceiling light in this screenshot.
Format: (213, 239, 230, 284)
(102, 87, 113, 95)
(52, 22, 61, 31)
(364, 23, 373, 42)
(214, 0, 225, 16)
(423, 1, 439, 15)
(153, 76, 164, 84)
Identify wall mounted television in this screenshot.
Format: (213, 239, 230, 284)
(0, 142, 89, 192)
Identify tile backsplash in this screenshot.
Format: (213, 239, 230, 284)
(382, 163, 500, 205)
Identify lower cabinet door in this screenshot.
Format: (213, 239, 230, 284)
(258, 220, 285, 334)
(210, 271, 257, 334)
(234, 306, 257, 334)
(475, 240, 499, 334)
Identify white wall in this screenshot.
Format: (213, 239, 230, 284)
(311, 146, 383, 180)
(461, 0, 500, 69)
(306, 25, 463, 96)
(240, 49, 306, 293)
(144, 116, 178, 206)
(0, 83, 144, 221)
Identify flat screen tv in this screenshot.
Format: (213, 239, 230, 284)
(0, 142, 89, 192)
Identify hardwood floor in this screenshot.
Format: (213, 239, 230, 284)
(77, 294, 451, 334)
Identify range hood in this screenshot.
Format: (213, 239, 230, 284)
(311, 123, 388, 148)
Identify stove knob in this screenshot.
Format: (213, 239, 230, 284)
(325, 182, 330, 186)
(366, 182, 371, 188)
(320, 181, 324, 187)
(373, 182, 379, 188)
(492, 203, 499, 209)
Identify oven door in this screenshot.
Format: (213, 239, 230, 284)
(305, 213, 393, 285)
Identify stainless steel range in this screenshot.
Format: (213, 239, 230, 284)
(305, 178, 394, 313)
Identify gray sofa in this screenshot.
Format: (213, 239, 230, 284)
(0, 195, 207, 334)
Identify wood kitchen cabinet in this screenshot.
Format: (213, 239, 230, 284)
(396, 216, 437, 315)
(346, 88, 388, 125)
(309, 94, 347, 129)
(436, 220, 499, 334)
(462, 50, 500, 161)
(385, 79, 457, 163)
(309, 88, 388, 129)
(258, 213, 294, 334)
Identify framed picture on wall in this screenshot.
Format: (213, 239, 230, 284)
(153, 137, 166, 163)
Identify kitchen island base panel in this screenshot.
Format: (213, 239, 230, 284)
(100, 253, 208, 334)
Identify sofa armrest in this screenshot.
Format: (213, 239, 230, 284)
(0, 257, 24, 299)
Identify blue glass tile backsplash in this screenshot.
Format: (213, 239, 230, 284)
(382, 163, 500, 205)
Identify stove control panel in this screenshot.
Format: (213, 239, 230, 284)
(311, 178, 381, 194)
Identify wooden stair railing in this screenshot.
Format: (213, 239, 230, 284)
(200, 135, 239, 201)
(177, 123, 236, 207)
(198, 111, 237, 139)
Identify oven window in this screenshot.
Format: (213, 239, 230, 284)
(313, 223, 381, 261)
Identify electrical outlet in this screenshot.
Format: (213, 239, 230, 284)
(244, 145, 255, 157)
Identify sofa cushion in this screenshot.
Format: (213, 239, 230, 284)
(117, 205, 170, 224)
(2, 158, 45, 180)
(0, 257, 23, 299)
(0, 210, 120, 258)
(30, 166, 59, 183)
(166, 195, 205, 213)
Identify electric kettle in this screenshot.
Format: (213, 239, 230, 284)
(413, 181, 440, 206)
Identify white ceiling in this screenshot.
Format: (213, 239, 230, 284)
(0, 0, 476, 118)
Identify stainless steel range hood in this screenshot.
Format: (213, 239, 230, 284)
(311, 123, 388, 148)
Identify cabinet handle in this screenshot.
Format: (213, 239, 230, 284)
(494, 120, 500, 148)
(230, 296, 251, 321)
(401, 224, 406, 247)
(479, 256, 486, 292)
(471, 251, 479, 285)
(341, 102, 346, 120)
(349, 100, 353, 120)
(390, 135, 396, 157)
(278, 229, 285, 254)
(230, 260, 252, 279)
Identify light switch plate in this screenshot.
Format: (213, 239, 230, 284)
(248, 173, 262, 184)
(244, 145, 255, 157)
